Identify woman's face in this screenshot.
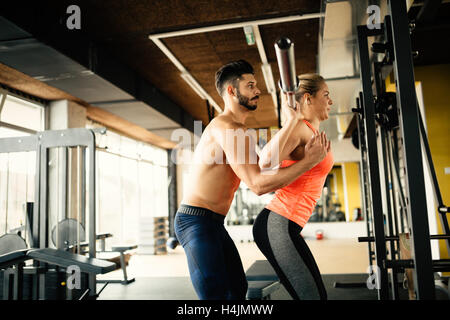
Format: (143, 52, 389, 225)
(310, 82, 333, 121)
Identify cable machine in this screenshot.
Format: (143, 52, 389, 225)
(354, 0, 450, 300)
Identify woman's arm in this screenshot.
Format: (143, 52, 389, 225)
(258, 96, 305, 169)
(214, 121, 328, 196)
(258, 119, 302, 169)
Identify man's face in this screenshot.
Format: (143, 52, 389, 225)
(234, 74, 261, 111)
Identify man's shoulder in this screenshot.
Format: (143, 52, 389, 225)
(210, 115, 245, 131)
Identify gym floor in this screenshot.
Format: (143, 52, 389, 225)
(96, 239, 376, 300)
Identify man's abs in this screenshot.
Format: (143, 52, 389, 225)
(182, 163, 240, 215)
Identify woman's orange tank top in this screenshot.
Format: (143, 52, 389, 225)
(265, 119, 334, 227)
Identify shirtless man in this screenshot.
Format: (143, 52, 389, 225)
(174, 60, 329, 300)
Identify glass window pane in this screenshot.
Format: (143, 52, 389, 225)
(152, 165, 168, 217)
(0, 95, 44, 131)
(0, 127, 31, 138)
(138, 162, 153, 217)
(120, 135, 137, 156)
(0, 151, 36, 247)
(120, 156, 139, 245)
(96, 151, 122, 246)
(90, 120, 169, 247)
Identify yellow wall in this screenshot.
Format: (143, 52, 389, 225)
(386, 64, 450, 259)
(342, 162, 362, 221)
(329, 165, 345, 216)
(414, 64, 450, 260)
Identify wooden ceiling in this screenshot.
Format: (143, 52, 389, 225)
(1, 0, 321, 129)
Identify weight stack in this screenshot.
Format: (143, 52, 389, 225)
(0, 268, 88, 300)
(137, 216, 168, 255)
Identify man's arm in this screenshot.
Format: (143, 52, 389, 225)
(258, 117, 301, 169)
(258, 99, 304, 169)
(214, 122, 327, 196)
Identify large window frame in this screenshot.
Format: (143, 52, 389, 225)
(87, 121, 169, 247)
(0, 88, 46, 244)
(0, 88, 46, 135)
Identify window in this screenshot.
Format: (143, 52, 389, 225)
(0, 92, 44, 245)
(0, 93, 45, 133)
(88, 122, 169, 247)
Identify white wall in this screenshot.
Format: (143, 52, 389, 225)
(225, 221, 367, 242)
(417, 82, 440, 260)
(330, 137, 360, 163)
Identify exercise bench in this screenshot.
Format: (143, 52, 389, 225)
(0, 247, 116, 300)
(97, 244, 138, 285)
(245, 260, 281, 300)
(62, 231, 138, 285)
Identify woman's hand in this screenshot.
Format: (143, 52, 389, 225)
(303, 131, 330, 167)
(281, 93, 304, 123)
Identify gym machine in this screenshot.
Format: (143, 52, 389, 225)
(0, 128, 116, 299)
(353, 0, 450, 300)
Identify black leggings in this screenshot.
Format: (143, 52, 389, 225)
(252, 208, 327, 300)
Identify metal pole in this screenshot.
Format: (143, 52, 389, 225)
(77, 146, 81, 255)
(167, 150, 177, 238)
(391, 130, 409, 233)
(4, 154, 10, 234)
(88, 131, 97, 298)
(417, 102, 450, 252)
(24, 153, 30, 245)
(39, 138, 49, 299)
(387, 0, 435, 299)
(386, 131, 400, 240)
(61, 147, 67, 220)
(357, 24, 389, 300)
(355, 96, 374, 267)
(380, 126, 400, 299)
(56, 148, 60, 249)
(96, 148, 101, 242)
(374, 62, 400, 299)
(32, 137, 41, 299)
(68, 147, 72, 226)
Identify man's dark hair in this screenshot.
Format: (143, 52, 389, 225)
(215, 60, 254, 97)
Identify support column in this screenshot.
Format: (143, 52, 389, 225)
(47, 100, 87, 244)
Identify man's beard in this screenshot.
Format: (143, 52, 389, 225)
(236, 88, 258, 111)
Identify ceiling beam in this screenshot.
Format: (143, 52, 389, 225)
(150, 37, 223, 115)
(0, 14, 201, 137)
(148, 12, 324, 38)
(149, 12, 324, 118)
(0, 91, 7, 114)
(86, 106, 176, 149)
(0, 121, 37, 134)
(253, 25, 278, 113)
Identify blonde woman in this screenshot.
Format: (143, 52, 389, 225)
(253, 74, 334, 300)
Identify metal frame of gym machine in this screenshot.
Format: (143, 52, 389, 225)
(0, 128, 100, 299)
(355, 0, 450, 300)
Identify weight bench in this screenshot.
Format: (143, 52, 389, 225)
(0, 249, 30, 270)
(62, 231, 137, 285)
(245, 260, 281, 300)
(27, 248, 117, 274)
(0, 248, 116, 300)
(97, 244, 138, 285)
